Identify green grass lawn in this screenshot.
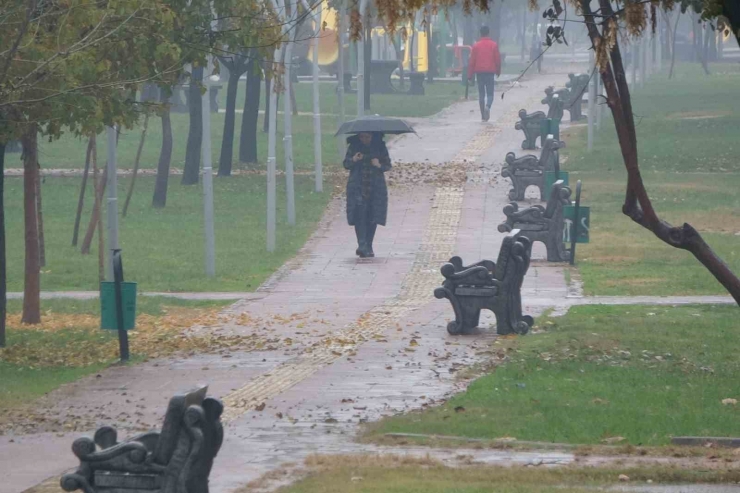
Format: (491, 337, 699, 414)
(5, 174, 330, 292)
(15, 82, 463, 172)
(366, 304, 740, 447)
(266, 455, 740, 493)
(216, 78, 465, 119)
(0, 297, 232, 410)
(561, 63, 740, 296)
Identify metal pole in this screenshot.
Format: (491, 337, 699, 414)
(569, 180, 582, 266)
(646, 28, 653, 78)
(363, 21, 371, 111)
(656, 14, 663, 72)
(587, 51, 595, 152)
(112, 250, 129, 362)
(284, 0, 296, 226)
(631, 42, 637, 87)
(202, 59, 216, 277)
(106, 125, 119, 282)
(595, 67, 602, 130)
(640, 35, 646, 88)
(313, 0, 323, 193)
(337, 0, 347, 159)
(267, 0, 286, 251)
(356, 0, 368, 117)
(439, 16, 448, 77)
(266, 51, 279, 252)
(520, 6, 527, 62)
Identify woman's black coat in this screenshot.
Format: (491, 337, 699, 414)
(343, 135, 392, 226)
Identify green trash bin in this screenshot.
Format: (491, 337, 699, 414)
(100, 282, 137, 331)
(540, 118, 561, 143)
(543, 171, 569, 201)
(563, 205, 591, 244)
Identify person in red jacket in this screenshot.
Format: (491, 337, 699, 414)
(467, 25, 502, 122)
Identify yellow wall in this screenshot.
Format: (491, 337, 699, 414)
(402, 27, 429, 73)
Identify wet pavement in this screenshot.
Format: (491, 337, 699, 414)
(7, 64, 730, 493)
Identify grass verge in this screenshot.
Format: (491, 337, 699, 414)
(23, 82, 463, 172)
(5, 174, 331, 292)
(259, 454, 740, 493)
(560, 62, 740, 296)
(0, 297, 233, 412)
(364, 304, 740, 447)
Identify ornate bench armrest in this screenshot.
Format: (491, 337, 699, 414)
(447, 256, 495, 273)
(502, 152, 541, 173)
(498, 203, 547, 232)
(72, 437, 150, 464)
(440, 263, 491, 284)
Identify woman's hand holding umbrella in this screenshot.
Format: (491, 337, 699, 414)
(352, 152, 363, 163)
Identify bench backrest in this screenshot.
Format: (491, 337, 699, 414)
(539, 135, 563, 172)
(152, 386, 208, 465)
(547, 94, 563, 120)
(543, 180, 572, 219)
(494, 230, 532, 283)
(566, 73, 590, 101)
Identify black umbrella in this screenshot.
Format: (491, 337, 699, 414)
(334, 115, 416, 136)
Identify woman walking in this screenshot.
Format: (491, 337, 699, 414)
(343, 131, 391, 258)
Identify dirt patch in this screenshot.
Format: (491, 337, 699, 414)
(602, 277, 667, 288)
(663, 211, 740, 234)
(650, 182, 722, 192)
(586, 255, 640, 264)
(667, 111, 731, 121)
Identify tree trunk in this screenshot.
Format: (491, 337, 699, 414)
(182, 65, 204, 185)
(387, 29, 405, 88)
(692, 12, 711, 75)
(240, 57, 261, 164)
(490, 1, 502, 44)
(21, 127, 40, 324)
(0, 143, 6, 346)
(410, 25, 417, 72)
(667, 10, 680, 79)
(72, 138, 93, 246)
(290, 79, 298, 116)
(428, 28, 438, 81)
(36, 170, 45, 268)
(123, 114, 149, 216)
(703, 23, 712, 65)
(582, 0, 740, 305)
(81, 137, 106, 255)
(219, 57, 249, 176)
(152, 89, 173, 208)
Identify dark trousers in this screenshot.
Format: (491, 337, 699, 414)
(354, 204, 377, 251)
(476, 73, 495, 115)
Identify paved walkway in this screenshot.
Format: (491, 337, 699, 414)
(5, 64, 731, 493)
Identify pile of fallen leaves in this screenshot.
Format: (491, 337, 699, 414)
(386, 160, 469, 188)
(1, 308, 285, 368)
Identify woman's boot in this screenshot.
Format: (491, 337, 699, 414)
(355, 224, 367, 257)
(366, 223, 377, 257)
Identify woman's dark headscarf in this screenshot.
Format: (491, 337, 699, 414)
(346, 132, 385, 146)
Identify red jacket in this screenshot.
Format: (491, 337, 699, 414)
(467, 37, 501, 79)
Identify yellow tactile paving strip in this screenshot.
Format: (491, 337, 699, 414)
(22, 125, 499, 493)
(220, 125, 501, 424)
